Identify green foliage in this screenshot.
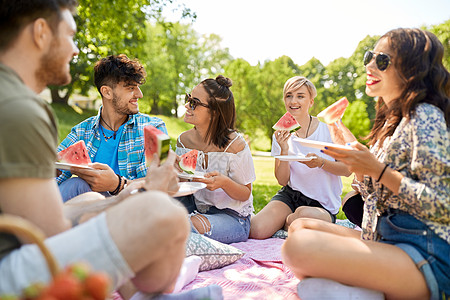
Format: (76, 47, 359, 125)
(342, 100, 371, 142)
(51, 103, 97, 143)
(427, 19, 450, 71)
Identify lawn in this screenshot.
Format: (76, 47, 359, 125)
(53, 104, 350, 219)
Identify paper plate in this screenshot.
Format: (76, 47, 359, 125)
(177, 171, 206, 180)
(274, 155, 315, 162)
(296, 138, 353, 151)
(173, 182, 207, 197)
(55, 162, 93, 170)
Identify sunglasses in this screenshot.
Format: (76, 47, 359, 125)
(185, 94, 209, 110)
(363, 51, 391, 71)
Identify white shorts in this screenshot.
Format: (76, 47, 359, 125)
(0, 212, 134, 294)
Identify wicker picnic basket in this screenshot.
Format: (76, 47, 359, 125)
(0, 214, 110, 299)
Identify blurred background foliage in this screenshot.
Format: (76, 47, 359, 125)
(50, 0, 449, 151)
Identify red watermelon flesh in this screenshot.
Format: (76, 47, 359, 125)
(57, 140, 91, 165)
(272, 112, 301, 133)
(144, 125, 171, 166)
(179, 149, 198, 174)
(317, 97, 349, 124)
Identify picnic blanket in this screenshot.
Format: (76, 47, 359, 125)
(180, 238, 299, 299)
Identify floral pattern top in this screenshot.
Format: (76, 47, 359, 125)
(358, 103, 450, 243)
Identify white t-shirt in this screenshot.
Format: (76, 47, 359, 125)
(271, 122, 342, 214)
(176, 134, 256, 217)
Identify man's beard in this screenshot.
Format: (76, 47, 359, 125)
(36, 38, 71, 87)
(112, 94, 138, 115)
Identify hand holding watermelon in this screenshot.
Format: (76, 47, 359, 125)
(144, 150, 179, 196)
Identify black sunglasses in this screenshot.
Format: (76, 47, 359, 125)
(185, 94, 209, 110)
(363, 51, 391, 71)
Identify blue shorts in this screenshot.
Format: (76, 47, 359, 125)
(271, 185, 337, 223)
(377, 209, 450, 300)
(175, 195, 251, 244)
(0, 213, 134, 294)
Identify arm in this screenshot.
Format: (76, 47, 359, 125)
(273, 130, 291, 186)
(0, 178, 72, 236)
(301, 154, 352, 177)
(200, 172, 252, 201)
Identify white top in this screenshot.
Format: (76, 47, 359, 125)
(176, 133, 256, 217)
(271, 122, 342, 214)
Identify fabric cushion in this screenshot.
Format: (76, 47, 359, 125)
(185, 233, 245, 271)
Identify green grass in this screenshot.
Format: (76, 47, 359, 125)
(52, 104, 351, 219)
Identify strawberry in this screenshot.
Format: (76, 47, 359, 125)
(84, 272, 111, 300)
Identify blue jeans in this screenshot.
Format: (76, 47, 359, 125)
(377, 209, 450, 300)
(175, 195, 251, 244)
(58, 177, 109, 202)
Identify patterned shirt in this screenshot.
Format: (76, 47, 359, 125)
(56, 107, 167, 184)
(359, 103, 450, 243)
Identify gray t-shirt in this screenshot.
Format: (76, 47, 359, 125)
(0, 62, 58, 259)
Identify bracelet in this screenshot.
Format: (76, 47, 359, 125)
(110, 174, 122, 195)
(122, 178, 128, 190)
(319, 159, 325, 169)
(376, 164, 388, 182)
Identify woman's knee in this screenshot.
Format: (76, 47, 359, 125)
(190, 214, 211, 234)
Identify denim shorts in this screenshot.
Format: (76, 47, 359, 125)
(271, 185, 336, 223)
(377, 209, 450, 300)
(175, 195, 251, 244)
(0, 213, 134, 294)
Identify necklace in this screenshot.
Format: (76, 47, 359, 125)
(296, 115, 312, 138)
(100, 125, 115, 141)
(100, 114, 119, 140)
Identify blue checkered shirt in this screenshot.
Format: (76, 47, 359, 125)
(56, 108, 168, 185)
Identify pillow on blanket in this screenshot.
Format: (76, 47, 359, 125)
(185, 233, 245, 272)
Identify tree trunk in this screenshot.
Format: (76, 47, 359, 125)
(50, 88, 71, 105)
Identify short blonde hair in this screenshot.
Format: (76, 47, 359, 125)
(283, 76, 317, 99)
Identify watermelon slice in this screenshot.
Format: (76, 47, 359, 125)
(179, 149, 198, 174)
(144, 125, 171, 166)
(57, 140, 91, 165)
(272, 112, 301, 133)
(317, 97, 349, 124)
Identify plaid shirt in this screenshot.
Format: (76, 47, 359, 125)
(56, 107, 167, 185)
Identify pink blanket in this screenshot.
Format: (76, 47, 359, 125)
(181, 238, 300, 299)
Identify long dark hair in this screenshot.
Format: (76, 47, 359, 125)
(367, 28, 450, 147)
(202, 75, 236, 149)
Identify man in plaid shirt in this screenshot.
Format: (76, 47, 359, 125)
(57, 54, 168, 202)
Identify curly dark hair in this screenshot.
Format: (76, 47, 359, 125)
(367, 28, 450, 147)
(94, 54, 146, 97)
(201, 75, 236, 149)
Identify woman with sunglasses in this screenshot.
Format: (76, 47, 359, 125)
(175, 75, 256, 244)
(282, 28, 449, 300)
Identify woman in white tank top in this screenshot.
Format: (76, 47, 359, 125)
(175, 75, 256, 244)
(250, 76, 351, 240)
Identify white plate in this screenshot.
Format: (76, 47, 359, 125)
(55, 162, 93, 170)
(177, 171, 206, 180)
(173, 182, 206, 197)
(296, 138, 353, 151)
(274, 155, 315, 162)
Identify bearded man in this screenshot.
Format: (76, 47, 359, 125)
(56, 54, 168, 202)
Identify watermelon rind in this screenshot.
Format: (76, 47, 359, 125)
(144, 125, 171, 166)
(179, 149, 198, 174)
(272, 112, 301, 133)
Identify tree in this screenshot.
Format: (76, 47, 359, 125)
(427, 19, 450, 71)
(51, 0, 194, 104)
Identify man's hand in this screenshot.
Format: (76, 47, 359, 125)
(144, 150, 179, 196)
(70, 163, 118, 192)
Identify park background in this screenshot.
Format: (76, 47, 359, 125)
(46, 0, 450, 217)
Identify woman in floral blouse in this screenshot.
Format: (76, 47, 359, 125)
(281, 28, 449, 300)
